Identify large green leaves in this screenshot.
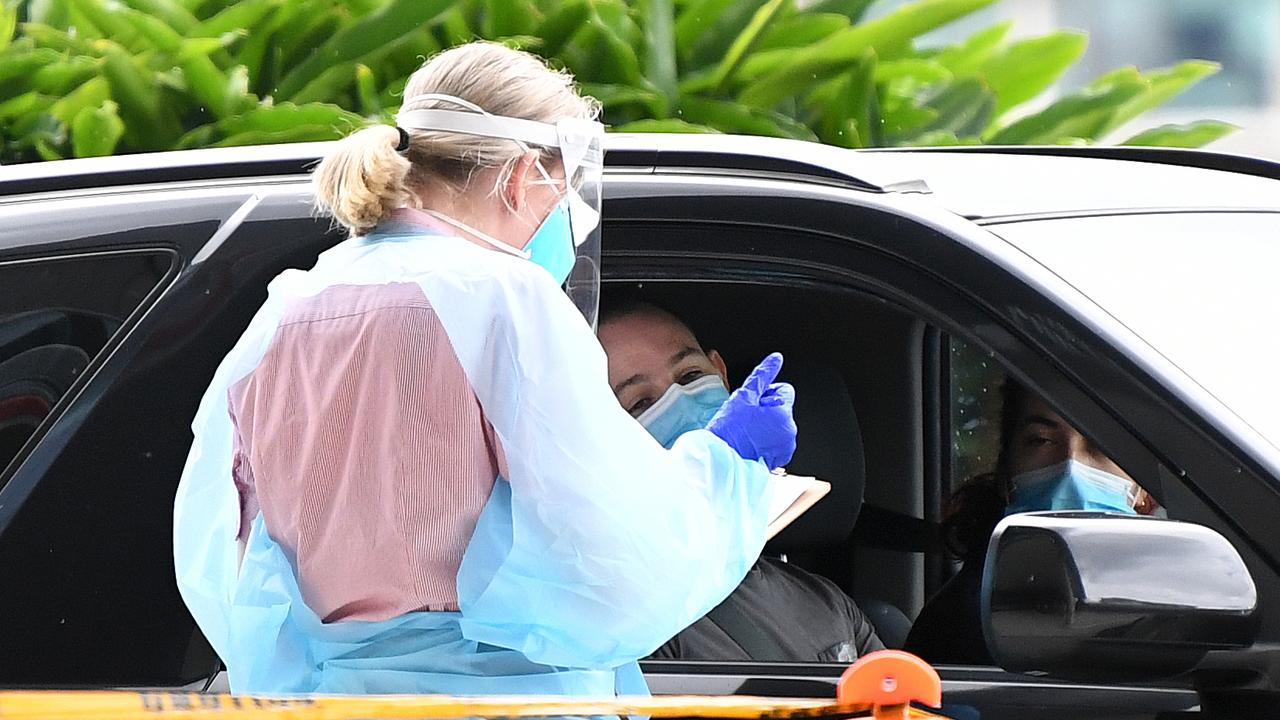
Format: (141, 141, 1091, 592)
(739, 0, 996, 106)
(981, 30, 1086, 118)
(0, 0, 1233, 164)
(275, 0, 454, 100)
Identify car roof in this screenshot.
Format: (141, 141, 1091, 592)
(3, 133, 1278, 221)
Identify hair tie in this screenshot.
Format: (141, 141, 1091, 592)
(395, 126, 411, 153)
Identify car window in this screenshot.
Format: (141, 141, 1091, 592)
(0, 251, 172, 481)
(949, 337, 1003, 496)
(992, 212, 1280, 455)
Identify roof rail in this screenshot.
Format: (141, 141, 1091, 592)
(0, 142, 332, 197)
(869, 145, 1280, 183)
(0, 134, 914, 198)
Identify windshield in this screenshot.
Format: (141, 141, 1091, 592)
(991, 212, 1280, 451)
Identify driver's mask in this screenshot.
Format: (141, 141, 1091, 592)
(1006, 459, 1139, 515)
(636, 376, 731, 449)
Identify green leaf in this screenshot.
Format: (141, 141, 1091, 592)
(636, 0, 677, 102)
(711, 0, 791, 93)
(674, 0, 739, 60)
(678, 0, 768, 70)
(179, 46, 236, 118)
(934, 21, 1010, 76)
(533, 0, 589, 57)
(484, 0, 538, 38)
(18, 23, 100, 54)
(215, 124, 353, 147)
(981, 30, 1087, 118)
(26, 0, 72, 26)
(35, 135, 67, 160)
(593, 0, 642, 47)
(31, 56, 99, 95)
(121, 0, 200, 34)
(806, 0, 874, 22)
(291, 64, 358, 106)
(207, 101, 363, 147)
(1, 2, 17, 52)
(881, 102, 937, 140)
(194, 0, 279, 38)
(0, 91, 54, 121)
(813, 50, 877, 147)
(174, 122, 218, 149)
(579, 82, 664, 112)
(97, 38, 181, 149)
(741, 0, 996, 107)
(1120, 120, 1237, 148)
(70, 99, 124, 157)
(612, 118, 721, 133)
(757, 13, 850, 53)
(355, 63, 380, 116)
(574, 10, 644, 87)
(874, 58, 951, 85)
(678, 96, 818, 140)
(277, 0, 453, 100)
(48, 75, 110, 124)
(123, 7, 186, 52)
(735, 46, 794, 82)
(67, 0, 144, 51)
(987, 78, 1146, 144)
(1098, 60, 1221, 138)
(918, 76, 994, 137)
(0, 47, 65, 92)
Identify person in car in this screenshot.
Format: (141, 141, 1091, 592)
(598, 300, 884, 662)
(905, 378, 1158, 664)
(173, 42, 798, 697)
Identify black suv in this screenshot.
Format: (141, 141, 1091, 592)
(2, 135, 1280, 718)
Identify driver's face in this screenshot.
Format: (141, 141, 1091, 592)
(1008, 397, 1133, 481)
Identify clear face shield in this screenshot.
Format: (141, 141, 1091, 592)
(395, 105, 604, 327)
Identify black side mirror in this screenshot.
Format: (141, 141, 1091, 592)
(982, 512, 1259, 680)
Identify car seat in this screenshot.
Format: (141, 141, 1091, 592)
(765, 361, 913, 649)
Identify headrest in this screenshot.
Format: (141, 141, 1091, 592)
(0, 344, 90, 466)
(767, 361, 866, 551)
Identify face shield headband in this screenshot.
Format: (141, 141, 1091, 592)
(395, 104, 604, 327)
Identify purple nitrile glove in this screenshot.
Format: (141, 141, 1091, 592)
(705, 352, 797, 470)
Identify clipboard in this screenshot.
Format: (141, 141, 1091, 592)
(766, 473, 831, 540)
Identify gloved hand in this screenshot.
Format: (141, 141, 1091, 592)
(705, 352, 797, 470)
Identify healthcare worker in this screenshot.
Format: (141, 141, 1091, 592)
(173, 41, 797, 698)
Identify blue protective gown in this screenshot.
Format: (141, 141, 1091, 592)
(173, 219, 773, 695)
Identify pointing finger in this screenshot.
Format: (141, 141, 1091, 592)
(743, 352, 783, 397)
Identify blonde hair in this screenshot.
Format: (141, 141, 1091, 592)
(312, 42, 600, 236)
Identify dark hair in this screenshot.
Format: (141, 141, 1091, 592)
(993, 376, 1031, 485)
(597, 296, 664, 327)
(597, 297, 717, 353)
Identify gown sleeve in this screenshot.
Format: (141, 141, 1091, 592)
(422, 256, 775, 669)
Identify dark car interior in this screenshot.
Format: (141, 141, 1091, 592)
(600, 278, 931, 649)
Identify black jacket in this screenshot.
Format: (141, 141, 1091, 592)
(648, 557, 884, 662)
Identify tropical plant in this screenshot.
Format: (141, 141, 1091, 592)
(0, 0, 1236, 164)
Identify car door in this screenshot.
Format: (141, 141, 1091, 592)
(0, 178, 334, 686)
(599, 166, 1276, 717)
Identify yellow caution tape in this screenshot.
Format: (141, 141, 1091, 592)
(0, 691, 945, 720)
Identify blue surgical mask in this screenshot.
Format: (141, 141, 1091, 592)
(525, 198, 574, 285)
(1006, 459, 1138, 515)
(636, 375, 730, 449)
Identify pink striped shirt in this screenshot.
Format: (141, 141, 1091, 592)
(228, 281, 505, 622)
